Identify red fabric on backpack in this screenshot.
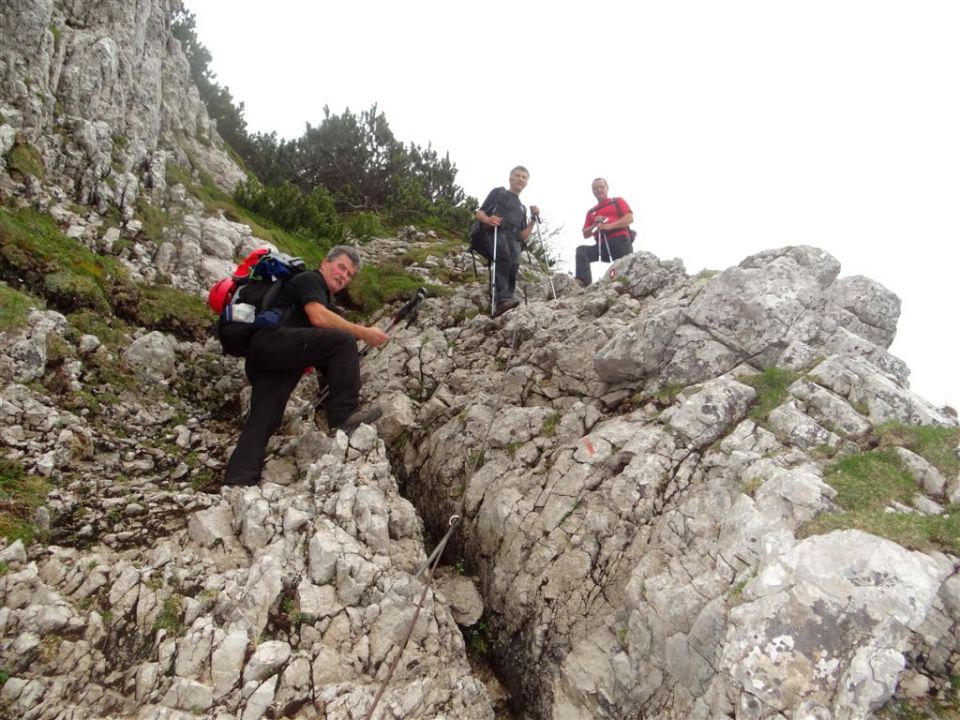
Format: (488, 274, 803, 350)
(208, 248, 274, 313)
(232, 247, 271, 280)
(207, 277, 236, 314)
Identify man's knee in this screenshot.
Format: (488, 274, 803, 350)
(304, 328, 355, 353)
(325, 328, 355, 348)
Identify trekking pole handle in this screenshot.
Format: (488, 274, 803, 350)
(360, 287, 428, 356)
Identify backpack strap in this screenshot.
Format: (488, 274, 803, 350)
(594, 197, 632, 244)
(484, 187, 505, 216)
(590, 197, 621, 217)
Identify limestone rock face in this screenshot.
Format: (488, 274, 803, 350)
(356, 239, 958, 719)
(0, 436, 494, 720)
(1, 0, 248, 296)
(1, 224, 959, 719)
(1, 0, 244, 201)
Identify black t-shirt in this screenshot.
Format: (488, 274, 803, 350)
(480, 187, 527, 243)
(269, 270, 333, 328)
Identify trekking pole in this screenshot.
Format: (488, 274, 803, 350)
(490, 224, 498, 316)
(359, 287, 427, 358)
(600, 229, 614, 271)
(316, 287, 428, 410)
(533, 215, 557, 300)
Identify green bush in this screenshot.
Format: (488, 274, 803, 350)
(169, 12, 477, 234)
(234, 179, 344, 243)
(346, 212, 383, 241)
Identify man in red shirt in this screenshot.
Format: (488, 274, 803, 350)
(575, 178, 634, 286)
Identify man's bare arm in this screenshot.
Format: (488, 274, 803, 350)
(303, 302, 388, 347)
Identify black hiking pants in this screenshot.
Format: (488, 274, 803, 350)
(574, 234, 632, 286)
(224, 326, 360, 485)
(493, 233, 523, 303)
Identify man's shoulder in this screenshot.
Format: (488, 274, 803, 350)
(289, 270, 329, 300)
(293, 269, 322, 282)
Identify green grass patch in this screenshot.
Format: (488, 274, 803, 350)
(82, 350, 138, 394)
(879, 691, 960, 719)
(167, 162, 249, 221)
(653, 382, 686, 407)
(874, 422, 960, 478)
(44, 271, 111, 313)
(346, 262, 444, 316)
(0, 457, 50, 544)
(66, 310, 129, 349)
(505, 441, 523, 458)
(800, 447, 960, 554)
(132, 284, 212, 341)
(5, 139, 44, 180)
(134, 196, 175, 245)
(0, 206, 129, 314)
(258, 222, 329, 269)
(803, 510, 959, 555)
(190, 469, 217, 493)
(823, 449, 916, 510)
(401, 240, 465, 266)
(542, 413, 562, 437)
(0, 283, 41, 329)
(154, 594, 184, 634)
(739, 367, 798, 422)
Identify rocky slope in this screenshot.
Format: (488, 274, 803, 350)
(3, 230, 959, 719)
(360, 244, 960, 719)
(2, 1, 959, 719)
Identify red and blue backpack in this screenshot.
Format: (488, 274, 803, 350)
(207, 249, 305, 356)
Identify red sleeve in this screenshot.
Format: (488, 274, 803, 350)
(613, 197, 633, 215)
(582, 208, 596, 232)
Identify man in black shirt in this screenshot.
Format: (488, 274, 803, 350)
(475, 166, 540, 316)
(224, 245, 388, 486)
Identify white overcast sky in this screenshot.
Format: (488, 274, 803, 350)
(185, 0, 959, 410)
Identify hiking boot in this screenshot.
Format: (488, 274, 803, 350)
(494, 298, 520, 317)
(333, 405, 382, 433)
